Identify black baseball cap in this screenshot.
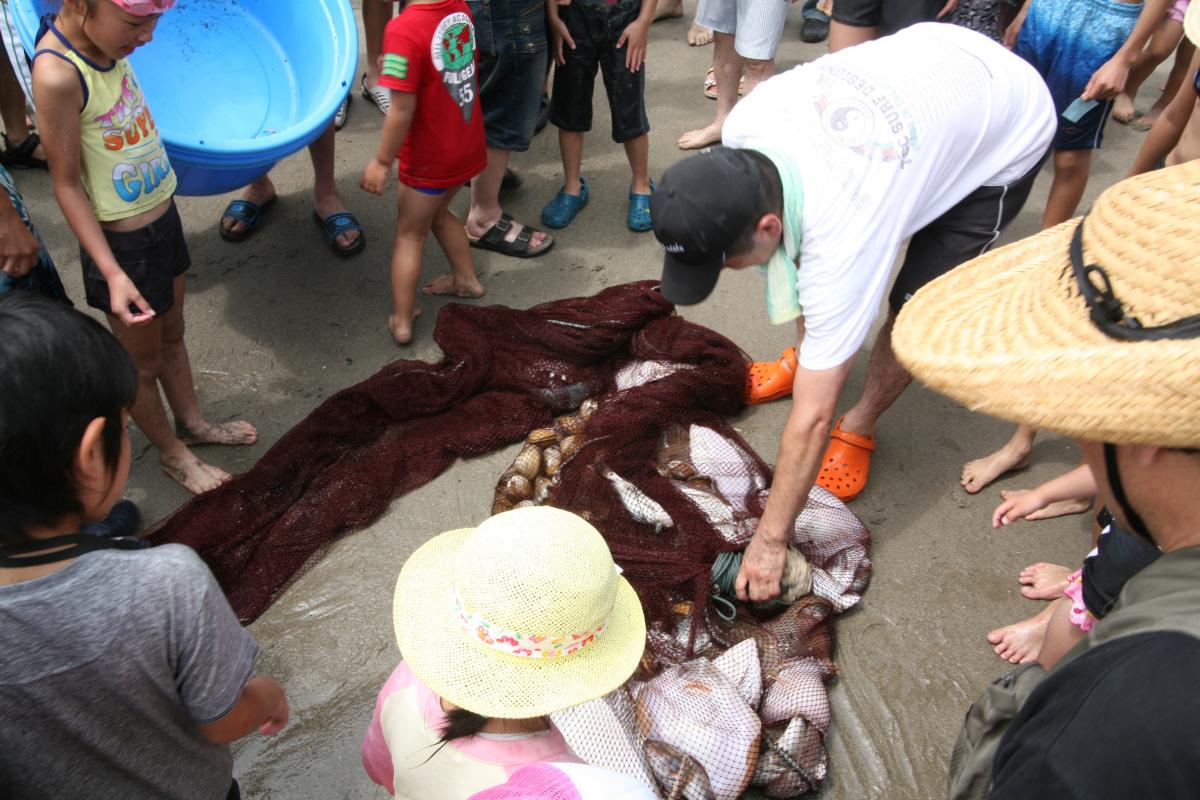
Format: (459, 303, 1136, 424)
(651, 147, 763, 305)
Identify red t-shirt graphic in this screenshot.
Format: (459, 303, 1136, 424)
(379, 0, 488, 188)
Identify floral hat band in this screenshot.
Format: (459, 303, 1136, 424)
(110, 0, 176, 17)
(450, 569, 621, 660)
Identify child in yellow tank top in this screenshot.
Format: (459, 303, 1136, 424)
(32, 0, 258, 495)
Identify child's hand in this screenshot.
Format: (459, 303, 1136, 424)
(619, 19, 650, 73)
(1083, 56, 1130, 101)
(550, 15, 576, 66)
(992, 490, 1048, 528)
(361, 159, 390, 195)
(257, 685, 289, 736)
(107, 272, 155, 326)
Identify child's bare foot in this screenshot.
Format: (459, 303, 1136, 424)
(679, 123, 723, 150)
(176, 418, 258, 446)
(161, 449, 232, 494)
(1019, 562, 1073, 600)
(999, 489, 1092, 521)
(688, 21, 713, 45)
(421, 275, 485, 298)
(653, 0, 683, 20)
(389, 308, 423, 346)
(1112, 92, 1137, 123)
(961, 444, 1030, 494)
(987, 604, 1053, 664)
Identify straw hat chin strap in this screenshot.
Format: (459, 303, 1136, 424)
(1103, 443, 1156, 545)
(1071, 220, 1200, 341)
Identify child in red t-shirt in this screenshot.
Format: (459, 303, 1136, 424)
(361, 0, 488, 345)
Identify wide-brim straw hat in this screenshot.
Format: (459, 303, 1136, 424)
(1186, 0, 1200, 47)
(893, 161, 1200, 448)
(393, 506, 646, 719)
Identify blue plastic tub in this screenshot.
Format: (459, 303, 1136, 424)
(13, 0, 358, 195)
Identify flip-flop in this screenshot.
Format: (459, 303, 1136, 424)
(542, 178, 589, 229)
(1, 132, 47, 170)
(468, 211, 554, 258)
(746, 346, 797, 404)
(816, 416, 875, 502)
(312, 210, 366, 257)
(361, 73, 391, 115)
(627, 179, 655, 232)
(219, 195, 277, 243)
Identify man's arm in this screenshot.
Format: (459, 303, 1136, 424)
(736, 346, 855, 602)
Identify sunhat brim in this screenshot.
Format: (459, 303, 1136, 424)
(393, 527, 647, 719)
(893, 215, 1200, 448)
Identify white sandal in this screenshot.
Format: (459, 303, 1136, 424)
(361, 73, 391, 115)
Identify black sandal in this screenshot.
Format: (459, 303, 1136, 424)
(2, 133, 48, 170)
(467, 212, 554, 258)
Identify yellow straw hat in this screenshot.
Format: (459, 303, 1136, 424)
(893, 161, 1200, 448)
(1186, 0, 1200, 47)
(393, 506, 646, 719)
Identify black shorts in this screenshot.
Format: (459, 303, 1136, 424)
(1081, 507, 1162, 619)
(548, 0, 650, 144)
(81, 200, 190, 318)
(830, 0, 944, 33)
(888, 150, 1047, 312)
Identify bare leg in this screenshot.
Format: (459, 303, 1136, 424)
(0, 53, 42, 160)
(838, 312, 911, 439)
(465, 147, 551, 250)
(1041, 149, 1092, 229)
(654, 0, 684, 20)
(679, 32, 741, 149)
(1141, 37, 1196, 127)
(1113, 19, 1183, 123)
(961, 424, 1036, 493)
(828, 21, 876, 53)
(623, 133, 651, 194)
(158, 275, 257, 447)
(559, 129, 585, 196)
(1037, 596, 1085, 671)
(740, 57, 775, 96)
(388, 184, 446, 344)
(1019, 562, 1074, 600)
(987, 600, 1058, 664)
(107, 310, 231, 494)
(422, 185, 485, 298)
(309, 123, 360, 250)
(362, 0, 396, 88)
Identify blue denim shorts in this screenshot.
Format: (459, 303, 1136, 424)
(468, 0, 549, 152)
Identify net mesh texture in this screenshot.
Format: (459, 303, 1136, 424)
(150, 281, 871, 798)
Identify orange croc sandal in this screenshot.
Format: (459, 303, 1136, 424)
(747, 347, 797, 405)
(816, 417, 875, 502)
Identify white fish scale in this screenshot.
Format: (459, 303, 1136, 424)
(614, 359, 695, 390)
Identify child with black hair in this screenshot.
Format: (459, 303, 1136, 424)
(0, 293, 288, 799)
(32, 0, 257, 495)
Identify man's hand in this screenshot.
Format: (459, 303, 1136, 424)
(735, 529, 789, 601)
(0, 201, 40, 279)
(1083, 56, 1131, 101)
(619, 19, 650, 72)
(257, 682, 290, 736)
(360, 158, 390, 195)
(107, 271, 155, 326)
(550, 15, 576, 65)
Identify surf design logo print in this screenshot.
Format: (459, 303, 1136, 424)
(431, 13, 478, 122)
(96, 69, 172, 203)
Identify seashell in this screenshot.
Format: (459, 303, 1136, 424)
(543, 446, 562, 476)
(491, 495, 514, 516)
(560, 434, 582, 458)
(502, 472, 533, 501)
(513, 500, 537, 509)
(579, 398, 599, 419)
(534, 476, 553, 503)
(513, 444, 541, 480)
(666, 459, 699, 480)
(555, 414, 585, 436)
(527, 427, 558, 445)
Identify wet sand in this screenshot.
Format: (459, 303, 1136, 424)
(16, 3, 1155, 796)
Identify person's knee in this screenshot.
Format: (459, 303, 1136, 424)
(133, 350, 164, 382)
(1053, 149, 1091, 178)
(742, 58, 774, 80)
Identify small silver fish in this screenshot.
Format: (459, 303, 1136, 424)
(599, 465, 674, 531)
(614, 359, 695, 390)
